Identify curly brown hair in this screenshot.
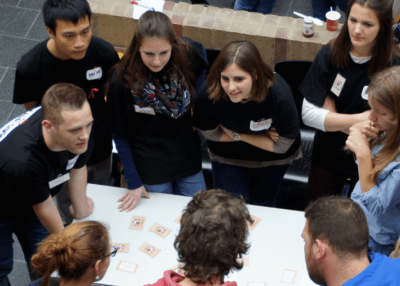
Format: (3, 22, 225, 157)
(174, 189, 252, 284)
(112, 11, 196, 97)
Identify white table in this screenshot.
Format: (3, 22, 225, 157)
(75, 184, 318, 286)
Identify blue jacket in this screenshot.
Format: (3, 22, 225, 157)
(351, 144, 400, 245)
(343, 253, 400, 285)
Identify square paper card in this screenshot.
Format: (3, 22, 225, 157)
(149, 223, 172, 238)
(116, 261, 138, 274)
(139, 242, 161, 258)
(130, 215, 146, 230)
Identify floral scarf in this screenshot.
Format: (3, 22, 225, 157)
(131, 68, 191, 119)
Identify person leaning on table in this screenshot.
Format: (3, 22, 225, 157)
(107, 11, 208, 211)
(145, 189, 253, 286)
(0, 83, 94, 286)
(302, 196, 400, 286)
(27, 221, 114, 286)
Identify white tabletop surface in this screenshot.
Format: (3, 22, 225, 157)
(74, 184, 318, 286)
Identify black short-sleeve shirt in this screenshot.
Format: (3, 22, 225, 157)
(299, 44, 400, 173)
(13, 36, 119, 165)
(193, 73, 301, 162)
(0, 108, 93, 219)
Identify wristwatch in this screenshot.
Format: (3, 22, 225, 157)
(231, 132, 241, 141)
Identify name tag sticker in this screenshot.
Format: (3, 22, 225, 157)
(86, 67, 103, 81)
(48, 173, 70, 189)
(361, 85, 369, 100)
(66, 155, 80, 171)
(250, 118, 272, 131)
(134, 105, 156, 115)
(331, 73, 347, 97)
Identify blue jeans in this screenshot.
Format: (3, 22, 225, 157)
(234, 0, 277, 14)
(0, 208, 49, 286)
(312, 0, 348, 21)
(368, 236, 394, 257)
(144, 170, 206, 196)
(211, 161, 289, 207)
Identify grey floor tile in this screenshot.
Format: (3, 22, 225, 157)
(0, 0, 20, 7)
(26, 12, 48, 41)
(18, 0, 45, 10)
(12, 234, 25, 261)
(272, 0, 292, 16)
(9, 103, 26, 121)
(0, 101, 15, 126)
(0, 6, 39, 37)
(0, 35, 39, 68)
(0, 68, 15, 101)
(8, 260, 30, 286)
(289, 0, 313, 17)
(0, 67, 6, 82)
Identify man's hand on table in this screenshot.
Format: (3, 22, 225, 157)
(118, 185, 151, 212)
(69, 196, 94, 219)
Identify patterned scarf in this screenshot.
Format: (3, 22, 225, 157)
(131, 68, 191, 119)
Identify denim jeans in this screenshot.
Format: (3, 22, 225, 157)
(0, 208, 49, 286)
(234, 0, 277, 14)
(312, 0, 348, 21)
(144, 170, 206, 196)
(211, 161, 289, 207)
(368, 236, 394, 257)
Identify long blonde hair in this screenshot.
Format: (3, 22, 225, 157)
(367, 66, 400, 182)
(30, 221, 109, 286)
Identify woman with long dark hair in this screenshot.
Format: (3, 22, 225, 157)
(108, 11, 208, 211)
(299, 0, 400, 206)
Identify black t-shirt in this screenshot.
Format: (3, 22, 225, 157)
(299, 44, 400, 173)
(0, 107, 93, 219)
(193, 73, 301, 162)
(13, 36, 119, 165)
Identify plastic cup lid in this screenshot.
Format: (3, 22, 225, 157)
(326, 11, 340, 20)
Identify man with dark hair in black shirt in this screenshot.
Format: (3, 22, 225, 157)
(13, 0, 120, 224)
(0, 83, 95, 286)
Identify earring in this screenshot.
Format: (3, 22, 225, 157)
(95, 275, 101, 281)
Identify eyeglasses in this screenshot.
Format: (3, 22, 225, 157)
(107, 246, 118, 258)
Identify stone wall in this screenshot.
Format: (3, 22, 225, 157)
(88, 0, 343, 66)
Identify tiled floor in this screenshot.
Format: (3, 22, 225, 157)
(0, 0, 345, 285)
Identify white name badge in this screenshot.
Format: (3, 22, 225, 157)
(250, 118, 272, 131)
(48, 173, 70, 189)
(331, 73, 347, 97)
(66, 155, 80, 171)
(86, 67, 103, 81)
(134, 105, 156, 115)
(361, 85, 369, 100)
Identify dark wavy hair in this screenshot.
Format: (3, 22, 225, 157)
(43, 0, 91, 34)
(207, 41, 275, 103)
(174, 189, 252, 284)
(305, 196, 369, 259)
(331, 0, 400, 76)
(30, 221, 109, 286)
(112, 11, 196, 97)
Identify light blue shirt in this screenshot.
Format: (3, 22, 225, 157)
(351, 144, 400, 245)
